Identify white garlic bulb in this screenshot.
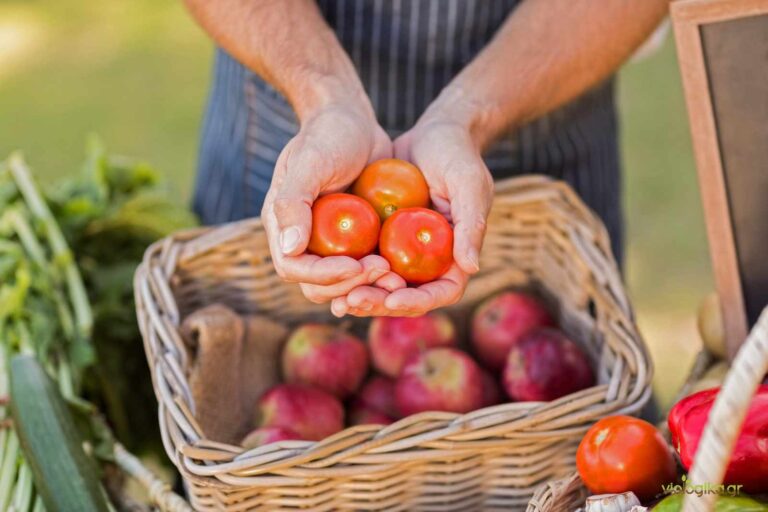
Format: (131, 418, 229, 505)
(584, 492, 642, 512)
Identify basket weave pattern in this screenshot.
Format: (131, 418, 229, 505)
(134, 176, 651, 511)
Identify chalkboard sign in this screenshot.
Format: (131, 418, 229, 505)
(672, 0, 768, 358)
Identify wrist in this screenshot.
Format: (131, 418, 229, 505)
(290, 71, 375, 124)
(421, 83, 507, 151)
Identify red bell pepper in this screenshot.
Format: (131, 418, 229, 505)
(668, 384, 768, 493)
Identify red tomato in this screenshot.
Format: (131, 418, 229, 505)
(379, 207, 453, 285)
(308, 193, 380, 259)
(576, 415, 677, 501)
(352, 158, 430, 220)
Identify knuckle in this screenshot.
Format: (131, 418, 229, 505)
(274, 265, 300, 284)
(473, 215, 488, 234)
(272, 196, 294, 216)
(457, 213, 487, 234)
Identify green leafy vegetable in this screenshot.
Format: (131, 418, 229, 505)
(0, 139, 196, 508)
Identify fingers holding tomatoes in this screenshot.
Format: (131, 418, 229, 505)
(393, 117, 493, 277)
(307, 163, 457, 290)
(261, 105, 393, 288)
(262, 192, 364, 286)
(299, 255, 402, 305)
(333, 264, 468, 317)
(331, 287, 391, 317)
(312, 159, 470, 317)
(269, 154, 478, 316)
(383, 264, 469, 312)
(446, 172, 493, 274)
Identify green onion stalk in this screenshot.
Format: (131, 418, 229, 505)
(0, 147, 194, 511)
(0, 155, 93, 511)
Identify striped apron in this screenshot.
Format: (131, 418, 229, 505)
(193, 0, 623, 263)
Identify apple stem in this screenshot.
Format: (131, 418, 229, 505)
(417, 341, 435, 374)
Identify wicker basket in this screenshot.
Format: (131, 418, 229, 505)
(134, 176, 652, 511)
(529, 306, 768, 512)
(525, 473, 588, 512)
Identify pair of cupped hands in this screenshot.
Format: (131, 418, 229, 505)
(262, 100, 495, 318)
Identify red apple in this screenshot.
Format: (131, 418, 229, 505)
(282, 324, 368, 398)
(480, 369, 503, 407)
(241, 426, 300, 448)
(395, 348, 484, 416)
(357, 375, 399, 418)
(348, 401, 395, 426)
(503, 328, 594, 402)
(471, 291, 555, 370)
(369, 313, 457, 377)
(257, 384, 344, 441)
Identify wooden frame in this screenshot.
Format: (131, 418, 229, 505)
(671, 0, 768, 358)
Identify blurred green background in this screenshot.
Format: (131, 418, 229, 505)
(0, 1, 711, 407)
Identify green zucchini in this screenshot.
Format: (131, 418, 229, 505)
(9, 355, 109, 512)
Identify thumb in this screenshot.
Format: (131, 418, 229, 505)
(271, 190, 314, 257)
(450, 175, 492, 274)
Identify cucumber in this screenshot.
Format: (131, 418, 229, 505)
(9, 355, 109, 512)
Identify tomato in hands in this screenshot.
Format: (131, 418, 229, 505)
(308, 193, 380, 259)
(352, 158, 430, 220)
(379, 207, 453, 285)
(576, 415, 677, 501)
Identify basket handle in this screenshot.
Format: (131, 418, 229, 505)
(114, 443, 192, 512)
(681, 305, 768, 512)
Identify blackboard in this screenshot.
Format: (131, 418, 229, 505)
(672, 0, 768, 357)
(701, 15, 768, 328)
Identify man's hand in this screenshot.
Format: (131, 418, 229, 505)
(185, 0, 407, 303)
(331, 109, 494, 317)
(262, 103, 406, 304)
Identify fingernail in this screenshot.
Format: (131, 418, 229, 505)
(331, 301, 347, 318)
(467, 249, 480, 273)
(280, 226, 301, 254)
(360, 303, 373, 312)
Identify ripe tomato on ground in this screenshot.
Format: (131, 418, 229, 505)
(379, 207, 453, 285)
(352, 158, 430, 220)
(576, 415, 677, 501)
(307, 193, 380, 259)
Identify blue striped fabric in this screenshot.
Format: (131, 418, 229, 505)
(193, 0, 623, 262)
